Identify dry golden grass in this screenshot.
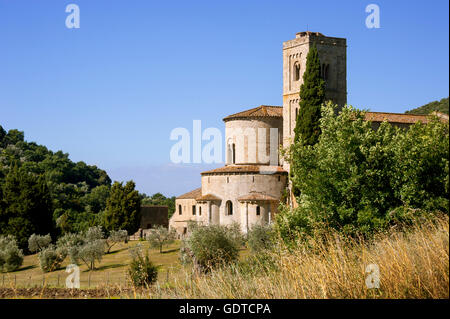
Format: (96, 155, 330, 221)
(143, 215, 449, 299)
(3, 215, 448, 299)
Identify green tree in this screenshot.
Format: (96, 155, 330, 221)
(147, 226, 176, 253)
(0, 235, 24, 272)
(58, 227, 105, 270)
(293, 44, 325, 146)
(0, 125, 6, 148)
(0, 164, 54, 250)
(105, 229, 127, 253)
(181, 223, 243, 272)
(28, 233, 52, 253)
(104, 181, 141, 235)
(279, 103, 449, 241)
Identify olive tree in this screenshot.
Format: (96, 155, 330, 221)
(28, 233, 52, 253)
(0, 235, 24, 272)
(181, 223, 243, 272)
(147, 226, 176, 253)
(56, 227, 106, 270)
(38, 244, 67, 272)
(105, 229, 128, 253)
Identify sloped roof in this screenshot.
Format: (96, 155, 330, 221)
(364, 112, 431, 124)
(176, 187, 202, 199)
(201, 165, 287, 175)
(237, 192, 278, 202)
(196, 194, 221, 201)
(223, 105, 283, 122)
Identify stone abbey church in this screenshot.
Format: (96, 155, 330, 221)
(169, 31, 437, 237)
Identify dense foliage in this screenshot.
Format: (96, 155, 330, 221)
(0, 164, 54, 250)
(0, 125, 112, 244)
(293, 44, 325, 146)
(0, 125, 173, 255)
(279, 102, 449, 242)
(104, 181, 141, 235)
(406, 97, 449, 115)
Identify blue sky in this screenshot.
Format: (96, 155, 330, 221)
(0, 0, 448, 196)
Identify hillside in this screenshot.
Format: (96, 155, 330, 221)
(405, 97, 449, 115)
(0, 125, 174, 248)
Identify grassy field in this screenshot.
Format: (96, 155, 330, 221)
(145, 215, 449, 299)
(2, 240, 187, 289)
(1, 215, 448, 298)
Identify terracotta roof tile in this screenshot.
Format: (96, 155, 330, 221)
(196, 194, 221, 201)
(364, 112, 431, 124)
(223, 105, 282, 121)
(201, 165, 287, 175)
(176, 187, 202, 199)
(237, 192, 278, 202)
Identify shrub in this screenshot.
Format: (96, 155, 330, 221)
(38, 244, 66, 272)
(105, 229, 127, 253)
(247, 224, 276, 253)
(147, 226, 176, 253)
(28, 233, 52, 253)
(0, 235, 24, 272)
(181, 224, 243, 272)
(128, 244, 158, 287)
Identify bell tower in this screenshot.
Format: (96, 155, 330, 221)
(282, 31, 347, 166)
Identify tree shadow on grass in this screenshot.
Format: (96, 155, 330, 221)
(106, 247, 128, 255)
(11, 265, 36, 273)
(86, 263, 126, 272)
(160, 248, 180, 254)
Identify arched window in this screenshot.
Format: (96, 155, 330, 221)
(226, 200, 233, 216)
(293, 62, 300, 81)
(192, 205, 196, 215)
(295, 108, 298, 120)
(256, 206, 261, 216)
(232, 143, 236, 164)
(178, 205, 182, 215)
(320, 64, 330, 81)
(199, 206, 202, 216)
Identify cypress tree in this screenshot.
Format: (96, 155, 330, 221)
(104, 181, 141, 235)
(293, 44, 325, 145)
